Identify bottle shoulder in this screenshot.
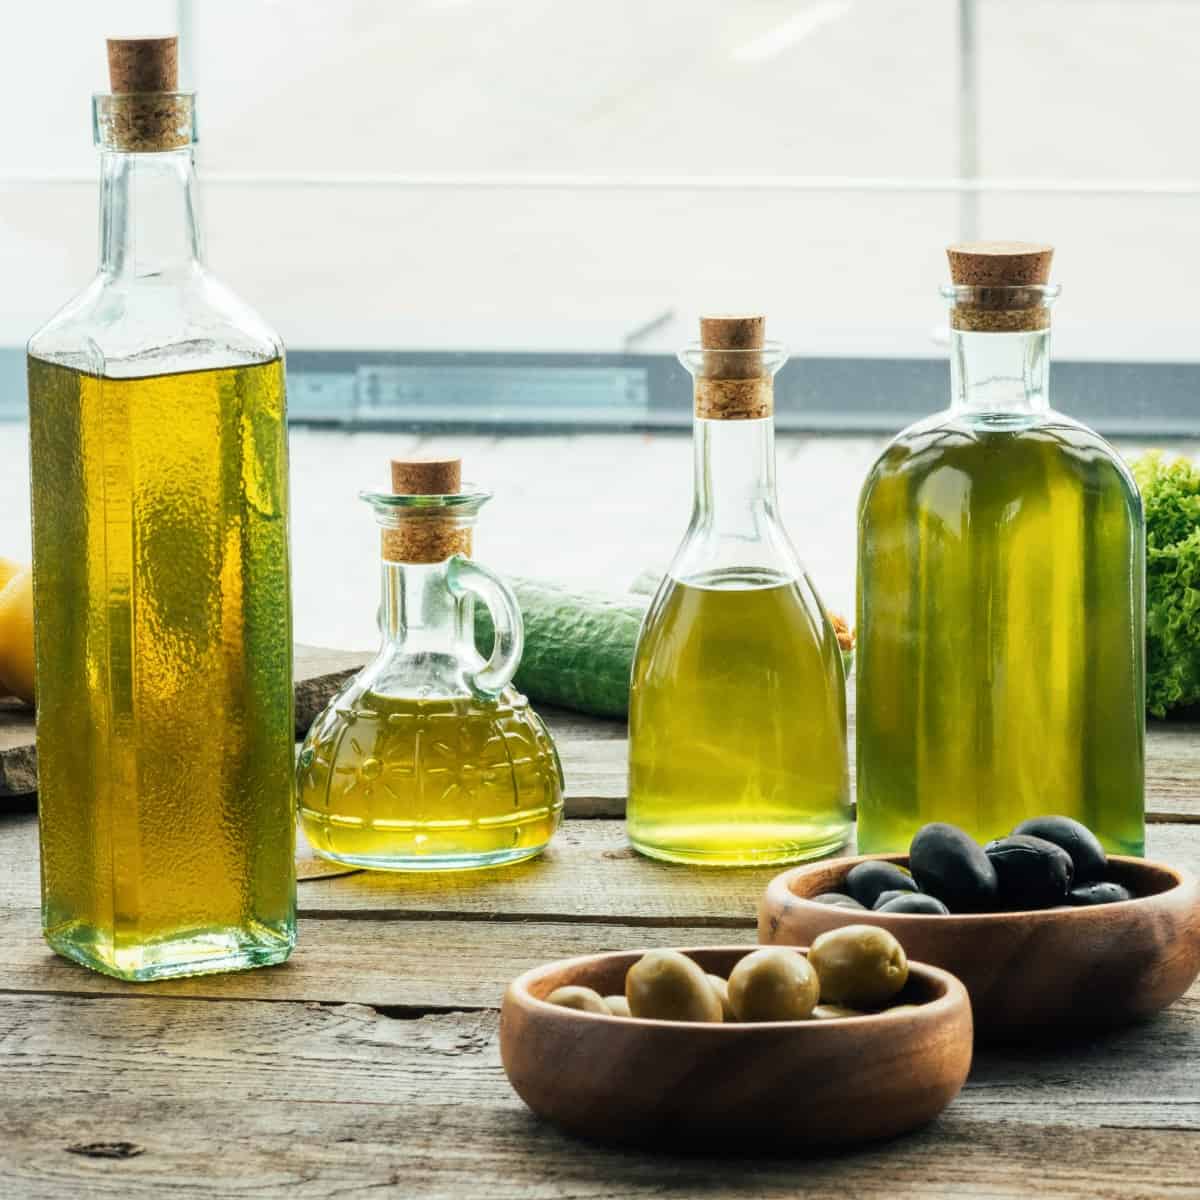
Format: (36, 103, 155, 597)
(28, 266, 283, 377)
(637, 568, 842, 653)
(664, 512, 811, 598)
(860, 408, 1141, 513)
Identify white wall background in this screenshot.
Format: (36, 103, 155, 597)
(0, 1, 1197, 360)
(2, 2, 1196, 646)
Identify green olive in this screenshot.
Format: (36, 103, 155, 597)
(625, 950, 724, 1023)
(603, 994, 631, 1018)
(547, 985, 610, 1014)
(812, 1003, 866, 1020)
(727, 948, 820, 1022)
(706, 973, 735, 1020)
(808, 924, 909, 1008)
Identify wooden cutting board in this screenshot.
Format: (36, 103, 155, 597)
(0, 644, 371, 798)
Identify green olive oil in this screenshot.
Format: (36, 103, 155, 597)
(29, 356, 296, 979)
(627, 317, 850, 867)
(857, 390, 1144, 856)
(628, 568, 850, 865)
(298, 690, 563, 868)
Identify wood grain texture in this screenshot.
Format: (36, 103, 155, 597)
(1, 995, 1199, 1198)
(1, 654, 1199, 1200)
(199, 820, 1200, 923)
(4, 814, 1200, 924)
(3, 826, 1200, 1196)
(290, 643, 370, 734)
(0, 813, 780, 921)
(501, 947, 973, 1149)
(0, 909, 748, 1008)
(0, 698, 35, 794)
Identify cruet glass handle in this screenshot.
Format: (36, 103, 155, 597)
(447, 554, 524, 700)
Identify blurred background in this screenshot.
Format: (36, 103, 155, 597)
(1, 0, 1196, 645)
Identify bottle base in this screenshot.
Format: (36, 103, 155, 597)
(312, 844, 551, 872)
(44, 920, 296, 983)
(629, 824, 850, 868)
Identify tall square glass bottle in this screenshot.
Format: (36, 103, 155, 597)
(26, 38, 296, 979)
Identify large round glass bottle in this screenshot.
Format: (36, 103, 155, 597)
(627, 315, 850, 866)
(857, 242, 1145, 855)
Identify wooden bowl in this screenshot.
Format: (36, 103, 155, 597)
(500, 946, 972, 1151)
(760, 854, 1200, 1041)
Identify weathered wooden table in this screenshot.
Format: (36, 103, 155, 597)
(2, 668, 1199, 1198)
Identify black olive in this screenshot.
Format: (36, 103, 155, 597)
(871, 888, 913, 910)
(812, 892, 867, 910)
(1068, 881, 1134, 906)
(844, 861, 918, 909)
(1011, 815, 1108, 884)
(909, 823, 999, 912)
(984, 835, 1074, 909)
(876, 893, 950, 915)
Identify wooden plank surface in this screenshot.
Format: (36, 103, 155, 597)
(3, 820, 1200, 1198)
(2, 811, 1198, 922)
(4, 693, 1200, 1198)
(0, 909, 753, 1007)
(0, 810, 775, 921)
(0, 698, 35, 794)
(3, 953, 1199, 1130)
(2, 994, 1199, 1198)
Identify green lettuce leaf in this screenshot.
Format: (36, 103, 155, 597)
(1132, 452, 1200, 717)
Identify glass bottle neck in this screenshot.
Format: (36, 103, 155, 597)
(100, 148, 203, 278)
(692, 416, 779, 532)
(950, 328, 1051, 416)
(379, 558, 467, 649)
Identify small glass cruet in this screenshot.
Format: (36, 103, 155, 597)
(297, 457, 563, 870)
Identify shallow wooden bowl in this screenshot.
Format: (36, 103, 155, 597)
(500, 946, 972, 1151)
(760, 854, 1200, 1041)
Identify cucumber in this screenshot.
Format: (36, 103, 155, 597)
(475, 577, 648, 718)
(474, 574, 854, 718)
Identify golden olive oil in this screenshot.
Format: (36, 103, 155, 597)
(298, 690, 563, 868)
(28, 356, 296, 980)
(856, 417, 1145, 856)
(628, 568, 851, 866)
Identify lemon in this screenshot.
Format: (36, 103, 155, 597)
(0, 557, 21, 593)
(0, 569, 35, 706)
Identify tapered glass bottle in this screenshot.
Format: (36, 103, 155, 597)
(857, 242, 1145, 854)
(26, 38, 296, 980)
(627, 316, 851, 866)
(297, 458, 563, 870)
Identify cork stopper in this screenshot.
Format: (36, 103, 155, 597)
(947, 242, 1055, 332)
(699, 315, 765, 351)
(695, 314, 772, 420)
(390, 458, 461, 496)
(107, 37, 178, 93)
(99, 36, 191, 152)
(381, 458, 471, 563)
